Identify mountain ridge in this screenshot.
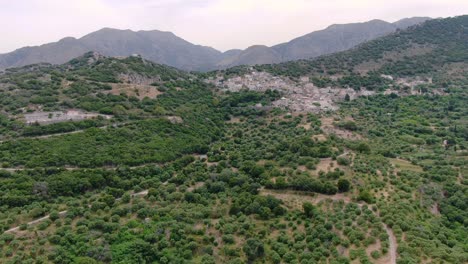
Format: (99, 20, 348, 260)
(0, 17, 431, 71)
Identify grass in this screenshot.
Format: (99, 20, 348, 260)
(388, 158, 423, 173)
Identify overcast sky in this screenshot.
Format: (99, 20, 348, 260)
(1, 0, 467, 53)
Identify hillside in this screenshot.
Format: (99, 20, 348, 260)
(257, 16, 468, 79)
(0, 18, 429, 71)
(218, 17, 430, 68)
(0, 16, 466, 264)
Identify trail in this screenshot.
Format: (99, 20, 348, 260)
(260, 189, 398, 264)
(384, 224, 397, 264)
(0, 122, 130, 144)
(0, 162, 164, 173)
(260, 189, 355, 205)
(0, 128, 91, 144)
(4, 211, 68, 233)
(3, 190, 150, 234)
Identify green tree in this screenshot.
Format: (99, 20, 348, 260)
(356, 142, 370, 153)
(303, 202, 317, 218)
(243, 238, 265, 262)
(338, 179, 350, 192)
(358, 189, 374, 203)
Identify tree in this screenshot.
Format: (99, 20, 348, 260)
(358, 189, 374, 203)
(338, 179, 350, 192)
(271, 252, 281, 264)
(112, 105, 127, 116)
(356, 142, 370, 153)
(243, 238, 265, 261)
(303, 202, 317, 218)
(33, 182, 49, 198)
(345, 94, 351, 102)
(49, 211, 60, 221)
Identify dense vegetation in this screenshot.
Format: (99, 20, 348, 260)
(0, 16, 466, 264)
(212, 16, 468, 92)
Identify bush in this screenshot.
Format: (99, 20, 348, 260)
(303, 202, 317, 218)
(357, 190, 374, 203)
(371, 250, 381, 259)
(243, 238, 265, 261)
(337, 157, 351, 166)
(338, 179, 351, 192)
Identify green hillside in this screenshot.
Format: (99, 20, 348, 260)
(0, 16, 466, 264)
(260, 16, 467, 74)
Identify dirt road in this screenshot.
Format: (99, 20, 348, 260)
(260, 189, 398, 264)
(0, 122, 130, 144)
(384, 224, 397, 264)
(3, 190, 150, 234)
(5, 211, 68, 233)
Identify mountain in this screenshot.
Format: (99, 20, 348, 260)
(218, 17, 431, 68)
(0, 28, 222, 72)
(0, 17, 430, 71)
(217, 45, 283, 67)
(252, 15, 468, 80)
(391, 16, 433, 28)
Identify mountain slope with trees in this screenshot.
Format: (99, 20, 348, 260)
(255, 15, 467, 81)
(217, 17, 430, 68)
(0, 15, 466, 264)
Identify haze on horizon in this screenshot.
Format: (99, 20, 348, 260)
(1, 0, 468, 54)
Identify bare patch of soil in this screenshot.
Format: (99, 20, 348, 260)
(106, 83, 162, 99)
(227, 117, 241, 124)
(298, 123, 311, 130)
(315, 158, 338, 173)
(24, 110, 111, 125)
(260, 189, 353, 211)
(320, 117, 363, 140)
(389, 158, 423, 173)
(166, 116, 183, 124)
(312, 134, 327, 141)
(430, 203, 440, 216)
(187, 182, 205, 192)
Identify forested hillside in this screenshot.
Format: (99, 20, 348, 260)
(0, 16, 466, 264)
(253, 15, 468, 88)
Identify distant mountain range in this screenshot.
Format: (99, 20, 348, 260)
(0, 17, 430, 71)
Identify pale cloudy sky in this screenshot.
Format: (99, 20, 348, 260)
(0, 0, 467, 53)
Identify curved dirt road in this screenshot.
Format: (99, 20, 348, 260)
(384, 224, 397, 264)
(5, 211, 68, 233)
(0, 122, 131, 144)
(260, 189, 398, 264)
(4, 190, 150, 234)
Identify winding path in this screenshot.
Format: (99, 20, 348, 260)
(384, 224, 397, 264)
(3, 190, 150, 234)
(0, 122, 130, 144)
(260, 189, 398, 264)
(5, 187, 397, 263)
(4, 211, 68, 233)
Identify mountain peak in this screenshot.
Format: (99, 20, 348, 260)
(58, 37, 77, 42)
(393, 17, 431, 28)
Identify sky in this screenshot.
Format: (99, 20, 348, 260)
(1, 0, 467, 53)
